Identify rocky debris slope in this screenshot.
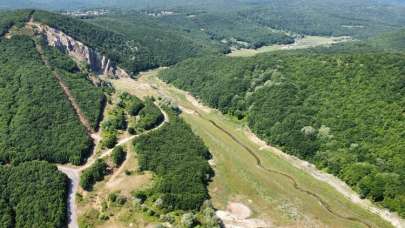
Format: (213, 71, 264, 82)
(29, 21, 129, 78)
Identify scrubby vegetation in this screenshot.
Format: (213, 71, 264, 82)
(42, 44, 106, 129)
(80, 159, 108, 191)
(0, 161, 68, 227)
(160, 52, 405, 216)
(0, 36, 92, 165)
(134, 109, 213, 210)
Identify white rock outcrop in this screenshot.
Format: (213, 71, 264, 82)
(30, 22, 129, 78)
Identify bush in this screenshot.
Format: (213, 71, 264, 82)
(112, 146, 126, 166)
(101, 131, 118, 149)
(80, 159, 108, 191)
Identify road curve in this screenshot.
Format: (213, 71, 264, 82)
(58, 105, 169, 228)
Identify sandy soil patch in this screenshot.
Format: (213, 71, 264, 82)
(216, 202, 272, 228)
(185, 93, 211, 113)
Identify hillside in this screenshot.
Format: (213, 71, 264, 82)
(160, 51, 405, 217)
(0, 5, 404, 228)
(0, 35, 93, 165)
(32, 10, 216, 74)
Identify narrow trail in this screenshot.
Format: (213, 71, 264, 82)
(57, 106, 168, 228)
(34, 40, 95, 136)
(190, 108, 372, 228)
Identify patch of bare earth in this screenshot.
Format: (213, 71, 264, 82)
(244, 128, 405, 228)
(216, 202, 272, 228)
(185, 93, 211, 113)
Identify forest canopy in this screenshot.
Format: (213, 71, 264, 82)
(0, 36, 92, 165)
(0, 161, 68, 228)
(160, 51, 405, 216)
(134, 110, 213, 211)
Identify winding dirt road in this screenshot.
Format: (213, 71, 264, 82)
(57, 106, 168, 228)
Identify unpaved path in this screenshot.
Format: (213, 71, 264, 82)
(34, 39, 96, 136)
(246, 130, 405, 228)
(57, 106, 168, 228)
(137, 73, 404, 228)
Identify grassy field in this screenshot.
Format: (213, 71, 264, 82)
(227, 36, 352, 57)
(111, 69, 393, 228)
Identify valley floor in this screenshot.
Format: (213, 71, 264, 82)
(111, 68, 403, 228)
(227, 36, 352, 57)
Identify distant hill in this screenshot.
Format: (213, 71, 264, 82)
(369, 29, 405, 52)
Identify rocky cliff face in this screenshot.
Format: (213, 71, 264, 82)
(30, 22, 129, 78)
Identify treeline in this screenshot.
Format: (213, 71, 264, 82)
(0, 10, 32, 37)
(0, 161, 68, 227)
(160, 52, 405, 216)
(42, 43, 106, 129)
(0, 36, 92, 165)
(134, 109, 213, 210)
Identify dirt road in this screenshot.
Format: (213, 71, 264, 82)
(57, 106, 168, 228)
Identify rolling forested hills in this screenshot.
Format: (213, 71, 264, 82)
(160, 51, 405, 216)
(0, 1, 405, 226)
(33, 10, 217, 74)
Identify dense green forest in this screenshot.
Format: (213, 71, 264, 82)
(0, 10, 31, 37)
(0, 36, 92, 165)
(134, 110, 213, 210)
(160, 52, 405, 216)
(85, 13, 221, 66)
(42, 43, 106, 129)
(0, 161, 68, 227)
(122, 9, 294, 49)
(237, 0, 405, 38)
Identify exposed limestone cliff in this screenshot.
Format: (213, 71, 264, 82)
(29, 22, 129, 78)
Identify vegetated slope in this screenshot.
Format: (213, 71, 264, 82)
(85, 13, 222, 66)
(0, 10, 32, 36)
(0, 36, 92, 165)
(0, 161, 68, 227)
(160, 52, 405, 216)
(134, 109, 213, 210)
(42, 43, 106, 129)
(32, 10, 211, 74)
(132, 9, 294, 49)
(237, 0, 405, 38)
